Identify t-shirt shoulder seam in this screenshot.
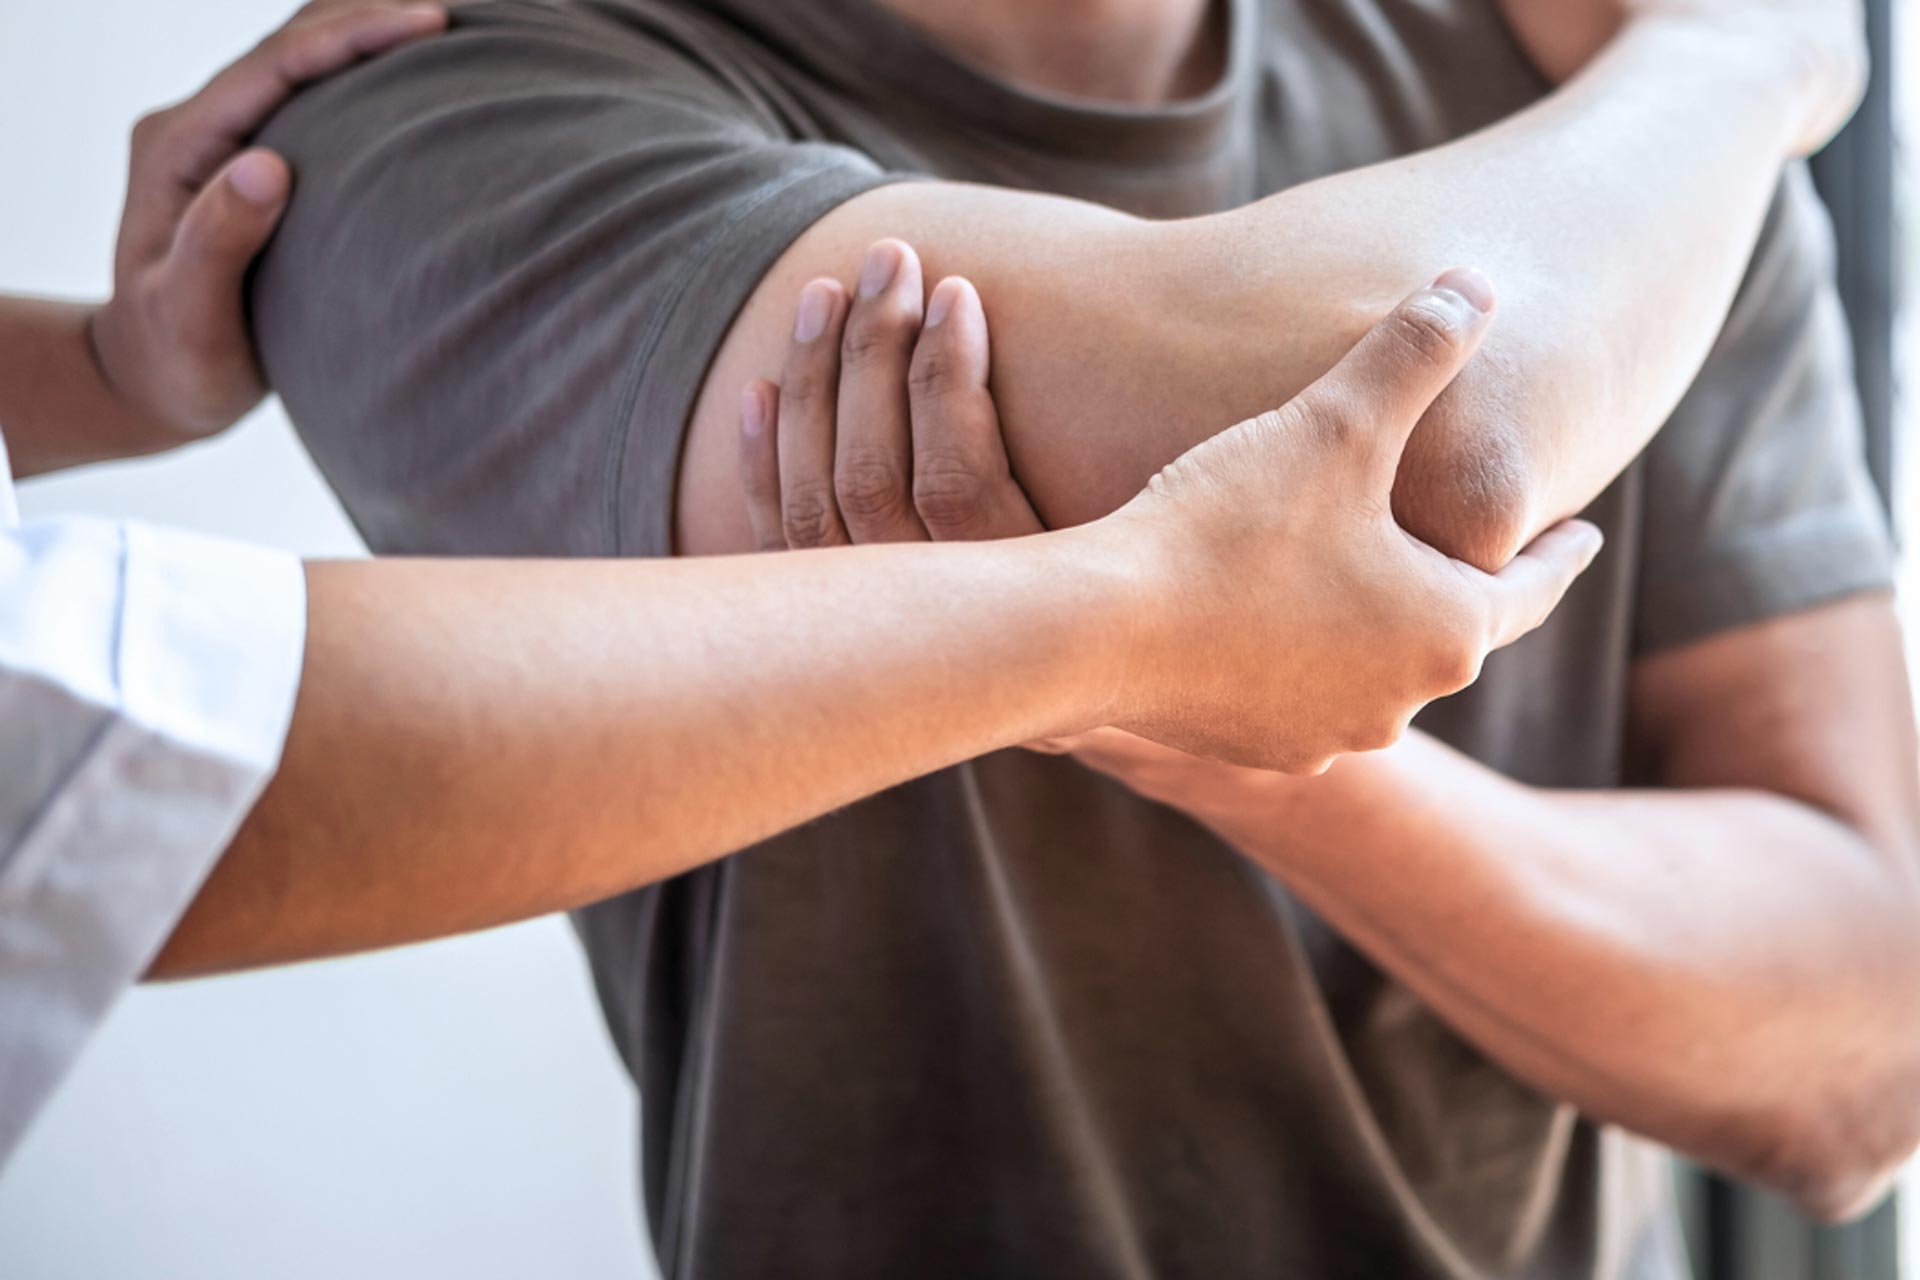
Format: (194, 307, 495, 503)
(600, 159, 903, 555)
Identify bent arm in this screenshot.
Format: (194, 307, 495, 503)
(679, 17, 1809, 569)
(156, 286, 1600, 980)
(1108, 598, 1920, 1221)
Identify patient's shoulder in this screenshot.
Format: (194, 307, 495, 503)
(245, 0, 884, 559)
(257, 0, 781, 165)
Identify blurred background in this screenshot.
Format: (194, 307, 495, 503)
(0, 1, 1912, 1277)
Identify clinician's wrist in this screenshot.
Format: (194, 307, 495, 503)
(1037, 512, 1183, 741)
(82, 301, 198, 459)
(0, 296, 158, 477)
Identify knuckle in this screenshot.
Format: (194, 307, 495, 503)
(1334, 705, 1401, 755)
(128, 109, 179, 166)
(1286, 752, 1336, 778)
(1384, 297, 1467, 368)
(1351, 718, 1403, 754)
(834, 454, 912, 524)
(1425, 630, 1485, 695)
(780, 365, 832, 408)
(146, 289, 219, 366)
(912, 449, 991, 534)
(840, 302, 915, 369)
(1295, 392, 1360, 454)
(254, 27, 297, 64)
(740, 459, 781, 504)
(129, 109, 169, 149)
(780, 484, 843, 548)
(909, 343, 967, 401)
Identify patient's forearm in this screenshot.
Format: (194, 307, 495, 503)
(679, 17, 1801, 569)
(1167, 731, 1920, 1220)
(152, 541, 1127, 977)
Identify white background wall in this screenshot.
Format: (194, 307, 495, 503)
(0, 4, 655, 1276)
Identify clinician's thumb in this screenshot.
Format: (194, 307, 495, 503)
(167, 149, 291, 331)
(1479, 518, 1604, 650)
(1300, 268, 1497, 477)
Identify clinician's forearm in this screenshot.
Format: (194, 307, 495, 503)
(0, 297, 156, 477)
(1202, 737, 1920, 1220)
(152, 539, 1129, 977)
(678, 17, 1800, 569)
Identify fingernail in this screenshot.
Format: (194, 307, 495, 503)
(925, 279, 960, 328)
(740, 386, 765, 438)
(1430, 267, 1494, 315)
(795, 282, 833, 342)
(227, 151, 286, 206)
(1577, 522, 1605, 562)
(857, 242, 900, 300)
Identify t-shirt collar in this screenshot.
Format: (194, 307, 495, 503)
(710, 0, 1258, 170)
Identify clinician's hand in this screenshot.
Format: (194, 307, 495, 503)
(738, 239, 1045, 550)
(743, 241, 1602, 773)
(88, 1, 447, 450)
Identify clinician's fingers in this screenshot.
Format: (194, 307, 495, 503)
(777, 279, 853, 548)
(163, 150, 291, 354)
(159, 3, 448, 190)
(1473, 519, 1604, 651)
(1436, 518, 1612, 675)
(834, 240, 930, 543)
(739, 381, 788, 551)
(909, 278, 1045, 541)
(1287, 268, 1496, 482)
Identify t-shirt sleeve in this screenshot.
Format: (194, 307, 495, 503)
(250, 0, 896, 558)
(1633, 162, 1895, 654)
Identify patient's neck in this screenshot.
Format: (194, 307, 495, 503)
(874, 0, 1225, 105)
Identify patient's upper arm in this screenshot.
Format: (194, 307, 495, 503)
(248, 0, 1270, 568)
(251, 0, 894, 560)
(250, 0, 1486, 567)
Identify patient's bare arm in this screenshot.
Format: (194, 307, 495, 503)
(676, 8, 1860, 571)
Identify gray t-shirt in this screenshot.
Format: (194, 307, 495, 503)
(251, 1, 1896, 1275)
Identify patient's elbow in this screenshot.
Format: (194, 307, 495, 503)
(1743, 1116, 1913, 1226)
(1786, 1162, 1901, 1227)
(1390, 412, 1538, 574)
(1731, 1073, 1920, 1225)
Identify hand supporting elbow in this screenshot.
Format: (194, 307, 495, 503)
(1386, 321, 1544, 574)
